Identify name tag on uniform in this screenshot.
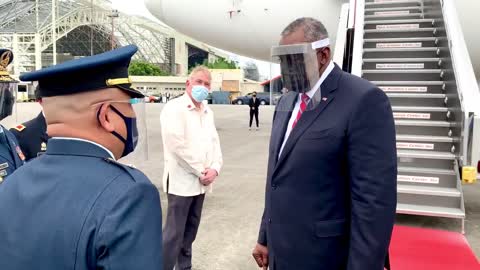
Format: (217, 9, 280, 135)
(0, 162, 8, 170)
(0, 169, 7, 177)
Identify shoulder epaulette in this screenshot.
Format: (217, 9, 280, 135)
(13, 124, 26, 132)
(104, 158, 140, 182)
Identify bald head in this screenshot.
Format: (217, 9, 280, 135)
(43, 88, 128, 124)
(43, 87, 134, 159)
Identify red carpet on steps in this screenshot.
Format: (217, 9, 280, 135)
(390, 225, 480, 269)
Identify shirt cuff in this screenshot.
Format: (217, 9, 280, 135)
(210, 163, 221, 176)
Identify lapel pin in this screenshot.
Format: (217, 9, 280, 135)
(322, 97, 328, 101)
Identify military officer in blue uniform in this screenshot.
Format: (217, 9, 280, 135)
(10, 88, 49, 161)
(0, 45, 163, 269)
(0, 49, 25, 182)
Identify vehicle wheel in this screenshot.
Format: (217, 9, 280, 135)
(236, 100, 243, 105)
(260, 100, 267, 105)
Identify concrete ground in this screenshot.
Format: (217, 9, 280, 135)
(4, 103, 479, 269)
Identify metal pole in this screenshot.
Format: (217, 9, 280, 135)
(108, 10, 119, 50)
(52, 0, 56, 65)
(269, 63, 273, 106)
(111, 16, 114, 50)
(35, 0, 39, 31)
(90, 0, 94, 56)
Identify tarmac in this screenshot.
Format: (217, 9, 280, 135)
(4, 103, 479, 270)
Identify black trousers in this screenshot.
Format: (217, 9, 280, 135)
(162, 193, 205, 270)
(249, 109, 259, 127)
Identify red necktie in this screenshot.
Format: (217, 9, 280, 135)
(291, 93, 310, 129)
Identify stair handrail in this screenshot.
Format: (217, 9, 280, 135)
(333, 3, 350, 68)
(351, 0, 365, 77)
(442, 0, 480, 168)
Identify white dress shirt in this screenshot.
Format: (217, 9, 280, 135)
(279, 61, 335, 157)
(160, 94, 223, 196)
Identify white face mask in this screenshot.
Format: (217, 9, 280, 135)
(191, 85, 209, 102)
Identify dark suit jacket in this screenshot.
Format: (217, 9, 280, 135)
(10, 112, 48, 161)
(258, 65, 397, 270)
(249, 97, 261, 111)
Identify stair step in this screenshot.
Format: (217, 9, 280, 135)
(365, 0, 422, 6)
(396, 134, 457, 143)
(392, 107, 451, 121)
(363, 37, 442, 48)
(392, 106, 448, 112)
(364, 58, 441, 62)
(365, 19, 434, 25)
(373, 81, 444, 86)
(364, 47, 439, 53)
(386, 93, 445, 98)
(364, 58, 441, 69)
(365, 6, 422, 13)
(363, 69, 442, 73)
(365, 13, 423, 20)
(364, 37, 442, 43)
(398, 166, 456, 175)
(398, 184, 461, 197)
(396, 203, 465, 218)
(395, 120, 454, 127)
(374, 81, 446, 93)
(397, 150, 457, 160)
(363, 47, 442, 59)
(364, 28, 437, 33)
(397, 166, 458, 188)
(363, 68, 445, 81)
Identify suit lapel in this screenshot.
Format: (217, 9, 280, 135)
(273, 65, 342, 175)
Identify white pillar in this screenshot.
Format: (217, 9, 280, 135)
(12, 33, 19, 77)
(35, 34, 42, 70)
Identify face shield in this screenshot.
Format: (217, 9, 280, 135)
(0, 81, 17, 121)
(271, 38, 330, 112)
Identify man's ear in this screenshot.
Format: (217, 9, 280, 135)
(317, 47, 331, 66)
(97, 104, 115, 132)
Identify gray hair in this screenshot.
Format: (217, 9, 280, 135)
(281, 17, 329, 42)
(189, 65, 211, 80)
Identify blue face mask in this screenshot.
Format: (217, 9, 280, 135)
(191, 85, 209, 102)
(98, 105, 138, 158)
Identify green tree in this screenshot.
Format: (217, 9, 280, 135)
(128, 60, 170, 76)
(203, 58, 239, 69)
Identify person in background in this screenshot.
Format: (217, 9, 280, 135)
(0, 48, 25, 182)
(160, 65, 223, 270)
(249, 91, 261, 130)
(0, 45, 163, 270)
(10, 88, 48, 161)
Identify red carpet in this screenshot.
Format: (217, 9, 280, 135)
(390, 225, 480, 270)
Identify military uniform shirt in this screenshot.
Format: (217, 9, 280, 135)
(0, 125, 25, 182)
(0, 138, 163, 269)
(10, 112, 48, 161)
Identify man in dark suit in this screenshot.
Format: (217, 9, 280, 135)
(252, 17, 397, 270)
(10, 89, 48, 161)
(249, 91, 261, 130)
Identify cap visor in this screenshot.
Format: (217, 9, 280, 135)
(116, 84, 145, 98)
